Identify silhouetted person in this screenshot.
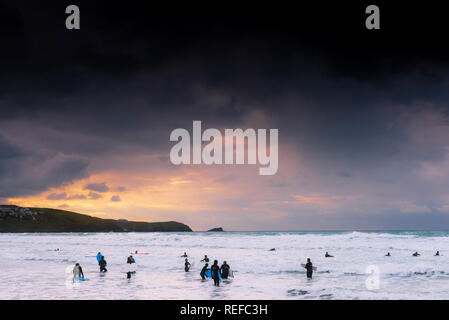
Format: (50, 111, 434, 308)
(325, 252, 334, 258)
(435, 251, 440, 256)
(180, 252, 188, 257)
(385, 252, 391, 256)
(126, 255, 135, 279)
(412, 251, 420, 257)
(220, 261, 230, 279)
(73, 263, 84, 279)
(304, 258, 313, 279)
(184, 258, 191, 272)
(201, 255, 209, 263)
(200, 263, 209, 279)
(99, 256, 107, 272)
(211, 260, 220, 286)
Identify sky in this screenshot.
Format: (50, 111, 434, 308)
(2, 1, 449, 230)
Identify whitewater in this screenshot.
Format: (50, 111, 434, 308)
(0, 231, 448, 300)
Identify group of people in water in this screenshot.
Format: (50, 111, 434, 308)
(73, 252, 138, 280)
(74, 248, 442, 282)
(182, 253, 231, 286)
(72, 251, 232, 284)
(385, 251, 440, 257)
(302, 250, 443, 279)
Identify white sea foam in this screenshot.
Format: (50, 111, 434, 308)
(0, 231, 448, 299)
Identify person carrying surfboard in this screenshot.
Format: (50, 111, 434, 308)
(303, 258, 314, 279)
(126, 255, 137, 279)
(220, 261, 230, 279)
(73, 263, 84, 280)
(184, 258, 191, 272)
(200, 263, 209, 279)
(99, 255, 107, 272)
(211, 260, 221, 286)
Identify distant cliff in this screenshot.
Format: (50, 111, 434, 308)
(0, 206, 192, 233)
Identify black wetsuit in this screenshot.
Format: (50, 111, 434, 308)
(201, 257, 209, 263)
(185, 261, 191, 272)
(211, 264, 220, 286)
(305, 262, 313, 278)
(99, 257, 107, 272)
(220, 263, 230, 279)
(79, 266, 84, 278)
(74, 265, 84, 279)
(200, 266, 208, 279)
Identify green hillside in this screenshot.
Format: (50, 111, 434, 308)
(0, 207, 192, 232)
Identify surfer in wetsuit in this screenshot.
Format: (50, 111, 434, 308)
(385, 252, 391, 256)
(99, 256, 107, 272)
(325, 252, 334, 258)
(304, 258, 313, 279)
(73, 263, 84, 279)
(126, 255, 136, 279)
(201, 255, 209, 263)
(220, 261, 230, 279)
(211, 260, 220, 286)
(200, 263, 209, 279)
(412, 251, 420, 256)
(185, 258, 191, 272)
(181, 252, 188, 257)
(435, 251, 440, 256)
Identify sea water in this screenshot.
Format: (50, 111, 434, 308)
(0, 231, 448, 300)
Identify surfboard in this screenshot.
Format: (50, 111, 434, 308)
(96, 253, 103, 263)
(122, 263, 138, 273)
(74, 276, 85, 281)
(301, 263, 317, 271)
(204, 269, 212, 278)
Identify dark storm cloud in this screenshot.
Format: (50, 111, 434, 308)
(1, 0, 449, 232)
(0, 135, 89, 198)
(67, 194, 86, 200)
(84, 182, 109, 192)
(110, 195, 121, 202)
(88, 192, 102, 200)
(46, 192, 67, 200)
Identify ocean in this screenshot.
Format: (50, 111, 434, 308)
(0, 231, 448, 300)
